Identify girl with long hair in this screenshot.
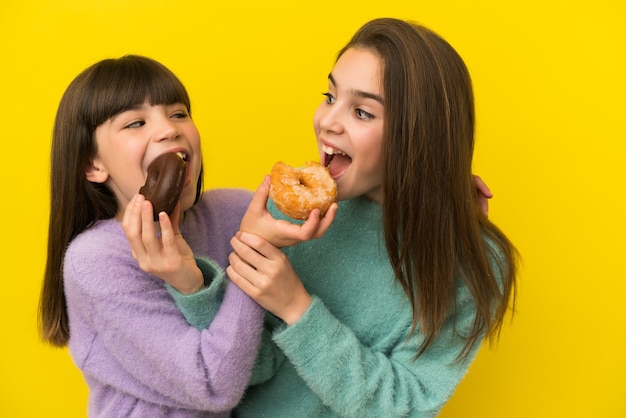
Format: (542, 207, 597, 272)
(224, 18, 518, 417)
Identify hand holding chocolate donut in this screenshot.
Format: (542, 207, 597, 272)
(139, 152, 188, 221)
(269, 161, 337, 220)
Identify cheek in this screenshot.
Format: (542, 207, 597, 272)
(359, 131, 384, 172)
(187, 128, 203, 164)
(187, 124, 201, 146)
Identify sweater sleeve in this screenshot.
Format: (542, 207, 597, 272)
(166, 257, 226, 330)
(272, 293, 482, 417)
(65, 241, 264, 412)
(174, 296, 287, 386)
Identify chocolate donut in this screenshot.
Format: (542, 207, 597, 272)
(139, 152, 188, 221)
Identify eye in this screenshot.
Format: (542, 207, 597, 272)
(355, 108, 374, 120)
(322, 92, 336, 104)
(167, 103, 190, 119)
(171, 110, 189, 119)
(124, 120, 145, 129)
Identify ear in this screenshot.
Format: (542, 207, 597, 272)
(85, 158, 109, 184)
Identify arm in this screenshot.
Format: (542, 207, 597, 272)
(165, 256, 226, 329)
(65, 246, 263, 412)
(170, 280, 287, 386)
(69, 194, 263, 410)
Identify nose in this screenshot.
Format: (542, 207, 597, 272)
(154, 115, 180, 142)
(315, 102, 344, 135)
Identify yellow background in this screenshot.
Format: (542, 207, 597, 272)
(1, 1, 624, 417)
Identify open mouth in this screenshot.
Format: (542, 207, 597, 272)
(171, 151, 192, 187)
(322, 144, 351, 178)
(174, 151, 189, 163)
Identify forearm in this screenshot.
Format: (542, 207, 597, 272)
(166, 257, 226, 329)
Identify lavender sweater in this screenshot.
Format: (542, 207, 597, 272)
(64, 188, 260, 417)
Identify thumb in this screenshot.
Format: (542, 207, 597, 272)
(249, 175, 271, 212)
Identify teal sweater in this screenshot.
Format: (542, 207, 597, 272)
(175, 196, 484, 417)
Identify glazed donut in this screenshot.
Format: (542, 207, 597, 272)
(269, 161, 337, 220)
(139, 152, 188, 221)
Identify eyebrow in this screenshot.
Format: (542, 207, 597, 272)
(328, 73, 384, 105)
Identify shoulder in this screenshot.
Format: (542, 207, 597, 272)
(187, 188, 252, 228)
(64, 219, 144, 296)
(66, 219, 126, 259)
(63, 219, 140, 281)
(183, 188, 253, 262)
(194, 188, 253, 218)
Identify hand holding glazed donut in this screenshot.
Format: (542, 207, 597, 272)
(239, 174, 338, 248)
(269, 161, 337, 220)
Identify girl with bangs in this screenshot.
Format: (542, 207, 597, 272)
(39, 55, 273, 417)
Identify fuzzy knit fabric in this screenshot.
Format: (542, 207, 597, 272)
(232, 195, 488, 417)
(64, 188, 263, 417)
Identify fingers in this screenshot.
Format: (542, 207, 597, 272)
(227, 236, 268, 297)
(158, 203, 184, 251)
(168, 204, 182, 235)
(249, 175, 271, 214)
(472, 175, 492, 217)
(158, 211, 176, 253)
(122, 194, 175, 263)
(230, 233, 273, 265)
(312, 203, 338, 239)
(122, 194, 148, 259)
(296, 209, 323, 238)
(473, 175, 493, 199)
(239, 176, 272, 237)
(227, 251, 260, 286)
(479, 196, 490, 217)
(291, 202, 338, 241)
(141, 200, 161, 256)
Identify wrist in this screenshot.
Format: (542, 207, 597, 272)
(174, 266, 204, 295)
(175, 256, 224, 295)
(282, 293, 312, 326)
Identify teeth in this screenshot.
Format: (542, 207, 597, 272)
(176, 151, 188, 161)
(322, 145, 347, 156)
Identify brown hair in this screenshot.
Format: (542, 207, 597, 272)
(338, 18, 518, 360)
(39, 55, 203, 347)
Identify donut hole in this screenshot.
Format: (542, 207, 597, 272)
(297, 172, 316, 188)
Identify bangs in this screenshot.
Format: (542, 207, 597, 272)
(80, 55, 191, 128)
